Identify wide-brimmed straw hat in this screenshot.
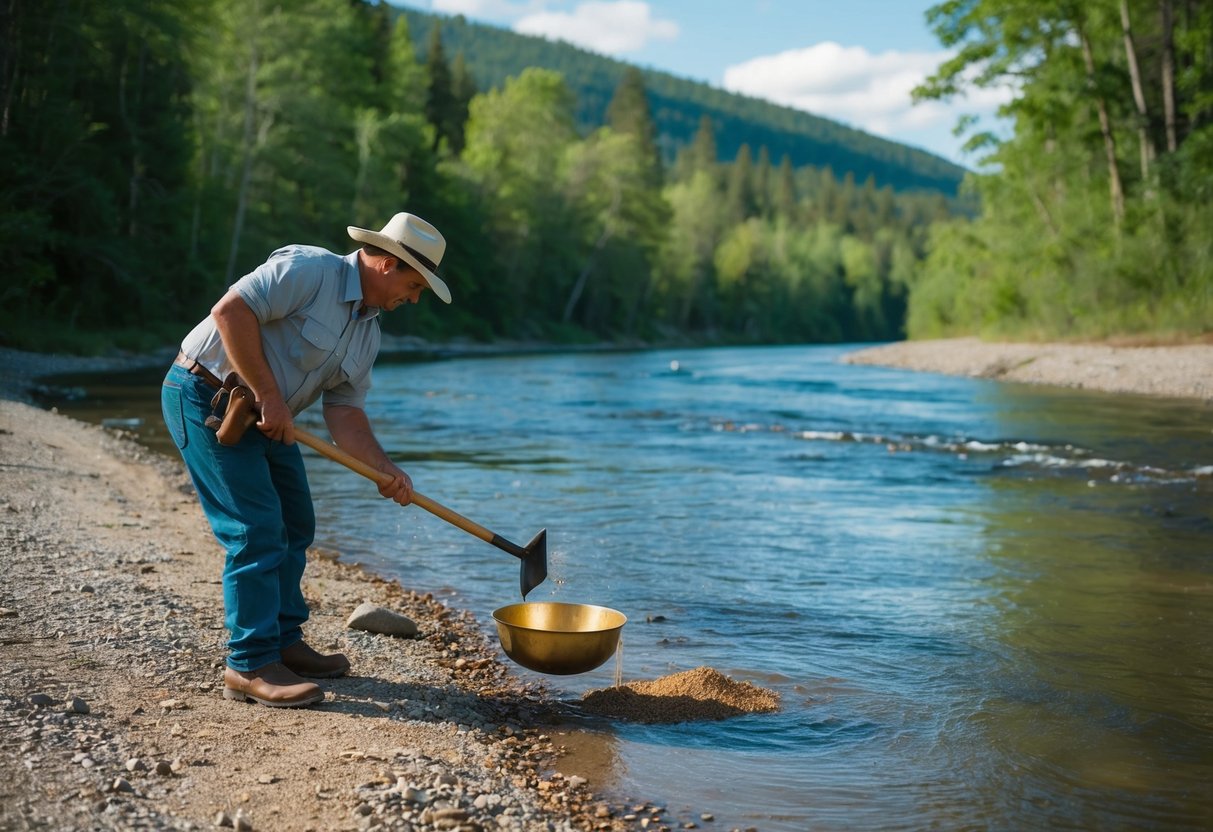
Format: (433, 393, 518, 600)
(348, 212, 451, 304)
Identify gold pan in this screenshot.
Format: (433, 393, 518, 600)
(492, 602, 627, 675)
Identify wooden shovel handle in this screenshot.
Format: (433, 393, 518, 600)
(293, 428, 496, 546)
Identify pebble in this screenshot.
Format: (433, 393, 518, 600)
(29, 693, 56, 707)
(346, 602, 419, 637)
(67, 696, 89, 714)
(155, 760, 173, 776)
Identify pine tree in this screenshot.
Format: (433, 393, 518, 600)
(424, 22, 457, 153)
(606, 67, 663, 186)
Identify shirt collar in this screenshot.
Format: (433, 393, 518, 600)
(342, 250, 380, 320)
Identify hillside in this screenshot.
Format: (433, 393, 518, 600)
(395, 7, 967, 195)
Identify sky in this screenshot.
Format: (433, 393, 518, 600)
(398, 0, 1011, 167)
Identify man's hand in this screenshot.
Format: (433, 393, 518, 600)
(256, 393, 295, 444)
(375, 462, 414, 506)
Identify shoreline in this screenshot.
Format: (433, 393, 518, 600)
(843, 337, 1213, 402)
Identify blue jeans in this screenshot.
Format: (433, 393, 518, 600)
(161, 363, 314, 671)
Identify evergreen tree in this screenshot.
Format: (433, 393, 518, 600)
(606, 67, 663, 186)
(774, 154, 797, 219)
(448, 51, 477, 156)
(424, 22, 458, 153)
(725, 143, 756, 223)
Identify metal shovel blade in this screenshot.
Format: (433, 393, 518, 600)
(519, 529, 547, 600)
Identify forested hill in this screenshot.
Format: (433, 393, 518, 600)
(395, 7, 966, 195)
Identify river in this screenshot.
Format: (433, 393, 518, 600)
(42, 344, 1213, 830)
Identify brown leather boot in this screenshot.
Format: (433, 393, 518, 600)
(281, 641, 351, 678)
(222, 662, 324, 708)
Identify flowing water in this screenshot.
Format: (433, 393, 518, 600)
(43, 344, 1213, 830)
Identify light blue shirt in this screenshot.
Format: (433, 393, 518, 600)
(180, 246, 381, 415)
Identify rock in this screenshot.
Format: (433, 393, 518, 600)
(155, 760, 173, 777)
(432, 808, 469, 822)
(126, 758, 146, 772)
(111, 777, 134, 793)
(402, 786, 428, 804)
(567, 775, 587, 788)
(234, 808, 253, 831)
(67, 696, 89, 714)
(29, 693, 56, 707)
(346, 602, 418, 637)
(214, 810, 233, 827)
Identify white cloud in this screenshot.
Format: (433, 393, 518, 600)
(431, 0, 552, 18)
(722, 42, 1012, 161)
(513, 1, 679, 56)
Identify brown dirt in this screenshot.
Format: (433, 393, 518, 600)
(580, 668, 779, 724)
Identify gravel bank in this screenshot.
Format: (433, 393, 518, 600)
(0, 361, 660, 830)
(843, 337, 1213, 402)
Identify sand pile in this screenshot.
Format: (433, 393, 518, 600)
(580, 666, 779, 723)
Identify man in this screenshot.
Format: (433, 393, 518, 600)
(160, 212, 451, 708)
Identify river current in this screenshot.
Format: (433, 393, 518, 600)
(47, 344, 1213, 830)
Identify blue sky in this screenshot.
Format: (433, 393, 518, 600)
(398, 0, 1010, 166)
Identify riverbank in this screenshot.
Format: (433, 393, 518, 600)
(4, 334, 1209, 830)
(843, 337, 1213, 402)
(0, 383, 647, 829)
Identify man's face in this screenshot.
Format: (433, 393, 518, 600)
(373, 260, 428, 311)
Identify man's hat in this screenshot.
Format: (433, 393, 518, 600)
(348, 213, 451, 304)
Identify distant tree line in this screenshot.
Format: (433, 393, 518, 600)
(0, 0, 948, 353)
(397, 7, 968, 195)
(909, 0, 1212, 338)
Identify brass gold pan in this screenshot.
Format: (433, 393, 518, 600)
(492, 602, 627, 675)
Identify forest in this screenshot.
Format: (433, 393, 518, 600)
(0, 0, 1207, 354)
(910, 0, 1212, 339)
(396, 7, 968, 194)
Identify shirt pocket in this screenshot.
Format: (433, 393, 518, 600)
(292, 316, 338, 372)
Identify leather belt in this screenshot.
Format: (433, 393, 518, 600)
(174, 351, 223, 390)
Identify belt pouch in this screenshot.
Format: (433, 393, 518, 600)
(204, 376, 259, 446)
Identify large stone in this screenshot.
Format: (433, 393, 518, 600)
(346, 602, 418, 637)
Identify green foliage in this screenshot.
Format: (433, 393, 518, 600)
(910, 0, 1212, 340)
(0, 0, 956, 353)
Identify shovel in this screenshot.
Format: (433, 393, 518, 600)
(293, 428, 547, 599)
